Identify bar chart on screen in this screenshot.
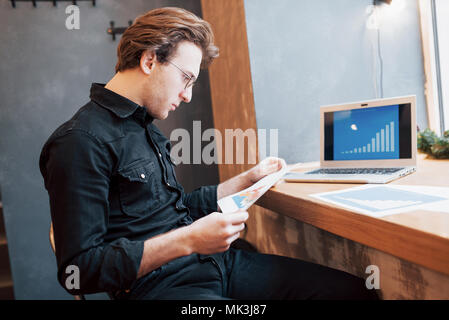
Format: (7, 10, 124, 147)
(334, 105, 400, 160)
(341, 121, 395, 155)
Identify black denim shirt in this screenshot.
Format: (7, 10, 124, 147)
(39, 83, 218, 294)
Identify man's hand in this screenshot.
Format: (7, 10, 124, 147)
(137, 210, 248, 278)
(217, 157, 287, 200)
(186, 210, 249, 254)
(247, 156, 286, 184)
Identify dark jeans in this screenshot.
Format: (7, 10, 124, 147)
(116, 248, 379, 300)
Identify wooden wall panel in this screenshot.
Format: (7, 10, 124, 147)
(201, 0, 259, 181)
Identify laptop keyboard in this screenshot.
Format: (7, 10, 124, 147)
(306, 168, 403, 175)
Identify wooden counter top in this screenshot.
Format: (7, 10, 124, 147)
(256, 153, 449, 276)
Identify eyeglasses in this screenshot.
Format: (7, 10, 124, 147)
(167, 60, 196, 90)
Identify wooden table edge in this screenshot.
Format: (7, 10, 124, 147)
(256, 188, 449, 276)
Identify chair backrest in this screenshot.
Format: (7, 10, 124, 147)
(49, 222, 85, 300)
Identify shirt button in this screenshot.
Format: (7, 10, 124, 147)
(166, 182, 170, 187)
(158, 153, 162, 158)
(140, 173, 146, 179)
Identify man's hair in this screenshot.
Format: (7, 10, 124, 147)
(115, 7, 219, 73)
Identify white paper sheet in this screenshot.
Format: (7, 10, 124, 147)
(310, 184, 449, 218)
(217, 165, 289, 214)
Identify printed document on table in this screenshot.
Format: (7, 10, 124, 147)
(217, 165, 289, 214)
(310, 184, 449, 218)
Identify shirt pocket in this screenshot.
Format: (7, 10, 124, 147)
(117, 159, 160, 217)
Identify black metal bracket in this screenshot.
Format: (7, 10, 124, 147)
(107, 20, 133, 41)
(373, 0, 392, 5)
(10, 0, 96, 8)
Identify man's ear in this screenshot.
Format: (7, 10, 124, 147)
(140, 50, 157, 75)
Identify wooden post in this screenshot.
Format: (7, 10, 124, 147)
(201, 0, 259, 182)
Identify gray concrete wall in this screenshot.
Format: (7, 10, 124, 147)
(0, 0, 218, 299)
(244, 0, 427, 163)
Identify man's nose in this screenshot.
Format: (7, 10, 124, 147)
(180, 87, 192, 103)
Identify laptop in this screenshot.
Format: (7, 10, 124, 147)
(284, 95, 417, 184)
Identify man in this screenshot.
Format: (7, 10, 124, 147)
(39, 7, 377, 300)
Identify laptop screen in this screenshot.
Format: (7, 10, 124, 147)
(324, 103, 412, 161)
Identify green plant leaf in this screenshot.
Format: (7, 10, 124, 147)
(417, 128, 449, 158)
